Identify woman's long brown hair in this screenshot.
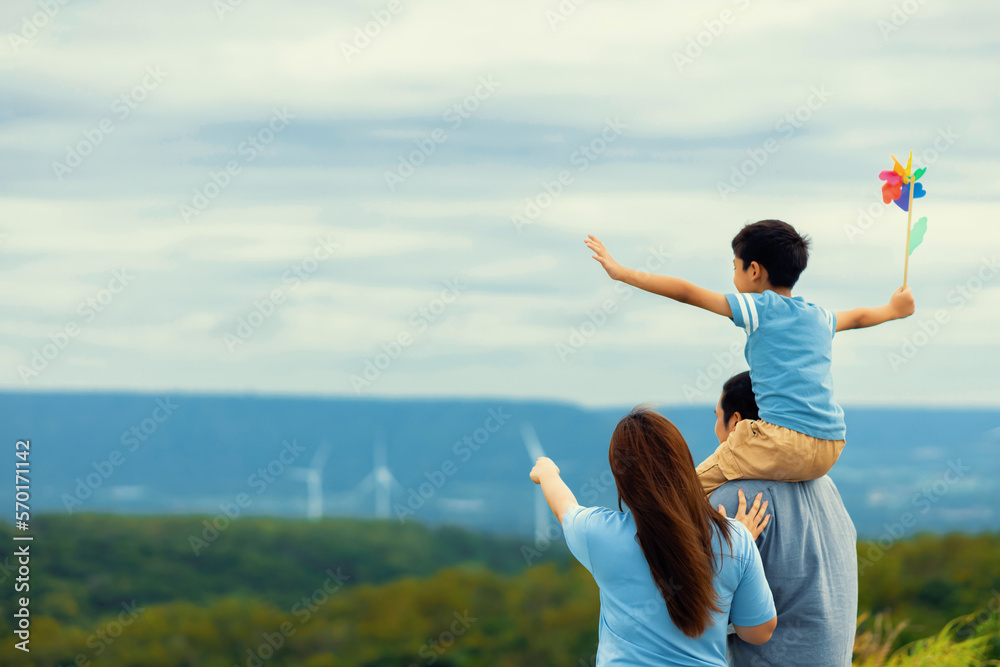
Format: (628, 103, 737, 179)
(609, 406, 733, 638)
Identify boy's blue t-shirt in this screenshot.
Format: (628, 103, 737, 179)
(725, 290, 846, 441)
(562, 504, 775, 667)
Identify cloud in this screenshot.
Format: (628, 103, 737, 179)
(0, 0, 997, 404)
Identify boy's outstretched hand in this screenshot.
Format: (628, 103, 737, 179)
(889, 285, 915, 319)
(837, 285, 917, 331)
(585, 235, 625, 281)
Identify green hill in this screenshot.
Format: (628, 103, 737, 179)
(0, 514, 570, 623)
(1, 515, 998, 666)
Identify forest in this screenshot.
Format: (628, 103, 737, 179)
(1, 514, 997, 666)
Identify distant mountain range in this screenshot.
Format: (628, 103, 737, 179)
(2, 392, 997, 538)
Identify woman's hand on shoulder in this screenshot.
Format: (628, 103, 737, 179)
(718, 488, 770, 540)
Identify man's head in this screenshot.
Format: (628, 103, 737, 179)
(714, 371, 759, 444)
(731, 219, 810, 293)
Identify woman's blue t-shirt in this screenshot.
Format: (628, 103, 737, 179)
(562, 504, 775, 667)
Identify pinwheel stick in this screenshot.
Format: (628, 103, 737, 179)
(903, 149, 915, 286)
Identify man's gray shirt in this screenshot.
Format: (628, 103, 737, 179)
(710, 476, 858, 667)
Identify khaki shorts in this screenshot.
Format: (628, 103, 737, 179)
(696, 419, 845, 495)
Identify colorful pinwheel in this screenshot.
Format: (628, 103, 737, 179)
(877, 151, 928, 285)
(878, 153, 927, 212)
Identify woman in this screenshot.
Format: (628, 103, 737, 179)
(529, 406, 776, 666)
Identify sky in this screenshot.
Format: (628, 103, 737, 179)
(0, 0, 998, 408)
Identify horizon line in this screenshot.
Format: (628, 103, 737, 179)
(1, 387, 998, 412)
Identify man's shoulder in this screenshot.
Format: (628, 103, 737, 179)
(709, 478, 776, 507)
(710, 476, 843, 509)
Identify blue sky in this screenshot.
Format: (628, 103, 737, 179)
(1, 0, 997, 407)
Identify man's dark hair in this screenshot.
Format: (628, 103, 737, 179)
(720, 372, 759, 424)
(731, 219, 810, 288)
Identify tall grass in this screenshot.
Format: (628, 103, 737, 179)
(854, 611, 1000, 667)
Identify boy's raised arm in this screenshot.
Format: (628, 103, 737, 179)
(836, 285, 915, 332)
(585, 235, 732, 319)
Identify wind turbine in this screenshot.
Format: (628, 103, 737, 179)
(355, 437, 403, 519)
(289, 441, 332, 520)
(521, 423, 552, 541)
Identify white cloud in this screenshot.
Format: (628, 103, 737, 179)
(0, 0, 997, 404)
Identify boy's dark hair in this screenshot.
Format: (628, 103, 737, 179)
(731, 219, 810, 288)
(720, 372, 759, 424)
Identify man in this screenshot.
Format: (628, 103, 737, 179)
(709, 372, 858, 666)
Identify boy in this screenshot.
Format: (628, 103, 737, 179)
(585, 220, 915, 494)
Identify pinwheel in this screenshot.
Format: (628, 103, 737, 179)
(878, 151, 928, 285)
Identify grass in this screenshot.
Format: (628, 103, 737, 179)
(854, 611, 1000, 667)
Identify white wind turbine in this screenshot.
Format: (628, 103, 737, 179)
(521, 423, 552, 541)
(289, 441, 332, 520)
(355, 437, 403, 519)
